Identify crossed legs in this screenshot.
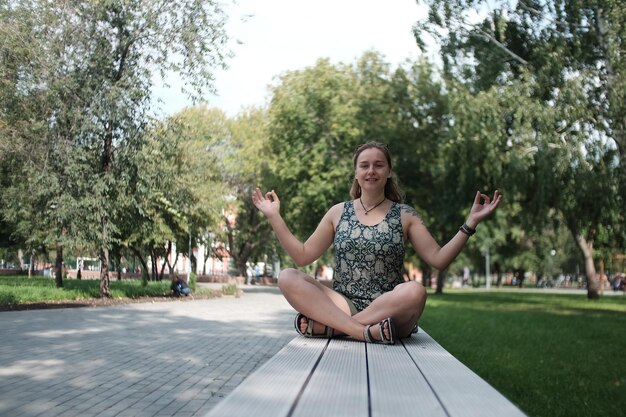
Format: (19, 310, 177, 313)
(277, 268, 427, 341)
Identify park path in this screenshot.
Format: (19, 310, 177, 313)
(0, 286, 296, 417)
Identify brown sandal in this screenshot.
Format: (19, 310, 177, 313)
(294, 313, 334, 338)
(363, 317, 396, 345)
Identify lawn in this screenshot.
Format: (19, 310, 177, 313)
(421, 290, 626, 417)
(0, 275, 217, 308)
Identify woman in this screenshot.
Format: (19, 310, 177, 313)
(252, 141, 501, 344)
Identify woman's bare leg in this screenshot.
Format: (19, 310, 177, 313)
(279, 269, 426, 341)
(278, 268, 368, 340)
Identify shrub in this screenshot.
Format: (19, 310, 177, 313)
(222, 283, 238, 296)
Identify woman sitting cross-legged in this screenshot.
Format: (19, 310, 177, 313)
(252, 141, 501, 344)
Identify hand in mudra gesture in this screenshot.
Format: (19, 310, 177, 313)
(252, 187, 280, 218)
(468, 190, 502, 225)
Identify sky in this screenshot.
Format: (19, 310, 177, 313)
(153, 0, 429, 117)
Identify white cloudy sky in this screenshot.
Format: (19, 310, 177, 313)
(153, 0, 429, 117)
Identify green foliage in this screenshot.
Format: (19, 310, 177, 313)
(267, 58, 363, 240)
(120, 107, 230, 280)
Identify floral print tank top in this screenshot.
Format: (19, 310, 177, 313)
(333, 200, 405, 312)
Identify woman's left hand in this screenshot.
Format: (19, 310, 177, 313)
(467, 190, 502, 228)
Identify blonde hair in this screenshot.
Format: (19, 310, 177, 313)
(349, 141, 403, 202)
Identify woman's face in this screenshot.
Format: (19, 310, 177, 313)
(355, 148, 391, 192)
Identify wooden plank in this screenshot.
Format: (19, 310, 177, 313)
(291, 338, 368, 417)
(403, 329, 527, 417)
(367, 342, 447, 417)
(205, 337, 328, 417)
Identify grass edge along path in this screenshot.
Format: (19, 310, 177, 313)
(0, 275, 220, 311)
(421, 290, 626, 417)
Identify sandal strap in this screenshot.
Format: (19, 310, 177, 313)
(363, 325, 372, 342)
(363, 318, 395, 344)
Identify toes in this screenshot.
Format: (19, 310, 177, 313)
(299, 316, 308, 333)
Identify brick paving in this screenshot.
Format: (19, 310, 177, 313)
(0, 286, 296, 417)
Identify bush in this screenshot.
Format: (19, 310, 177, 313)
(222, 283, 238, 296)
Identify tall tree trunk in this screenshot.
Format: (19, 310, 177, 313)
(150, 249, 158, 281)
(574, 232, 600, 300)
(202, 242, 210, 276)
(436, 268, 447, 294)
(100, 244, 111, 297)
(516, 268, 526, 288)
(170, 252, 179, 273)
(130, 247, 150, 282)
(54, 240, 63, 288)
(494, 262, 503, 287)
(158, 242, 168, 281)
(225, 214, 256, 279)
(422, 263, 432, 288)
(99, 213, 111, 297)
(17, 249, 25, 273)
(99, 126, 113, 298)
(116, 253, 122, 281)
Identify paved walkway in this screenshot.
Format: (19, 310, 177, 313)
(0, 286, 297, 417)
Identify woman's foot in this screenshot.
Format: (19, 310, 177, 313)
(294, 313, 334, 338)
(363, 318, 395, 344)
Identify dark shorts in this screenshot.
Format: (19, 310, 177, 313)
(338, 293, 360, 316)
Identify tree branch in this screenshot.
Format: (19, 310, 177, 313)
(471, 25, 528, 65)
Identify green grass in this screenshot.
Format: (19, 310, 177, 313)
(420, 290, 626, 417)
(0, 275, 215, 306)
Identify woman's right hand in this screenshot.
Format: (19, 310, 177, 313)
(252, 187, 280, 218)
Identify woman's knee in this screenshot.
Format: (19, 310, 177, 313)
(277, 268, 306, 291)
(396, 281, 427, 309)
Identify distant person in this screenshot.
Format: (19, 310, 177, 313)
(171, 275, 191, 297)
(246, 263, 254, 285)
(463, 265, 471, 287)
(254, 264, 261, 283)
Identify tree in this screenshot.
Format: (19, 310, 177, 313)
(415, 0, 625, 298)
(219, 107, 275, 277)
(1, 1, 231, 296)
(120, 107, 229, 281)
(264, 52, 486, 286)
(266, 57, 366, 246)
(166, 106, 230, 278)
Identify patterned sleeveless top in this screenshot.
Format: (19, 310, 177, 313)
(333, 201, 405, 312)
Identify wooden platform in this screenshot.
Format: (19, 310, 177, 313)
(205, 328, 527, 417)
